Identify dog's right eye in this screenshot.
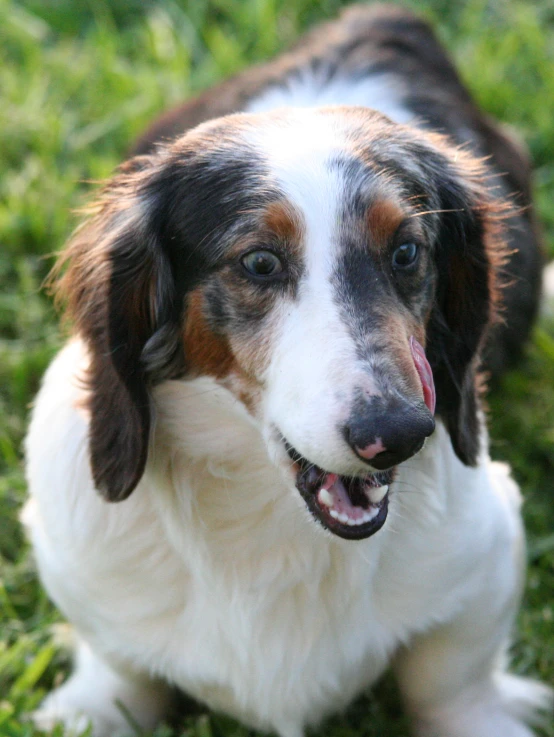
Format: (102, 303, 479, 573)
(392, 242, 419, 269)
(241, 250, 284, 279)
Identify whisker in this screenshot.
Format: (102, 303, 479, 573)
(407, 208, 464, 218)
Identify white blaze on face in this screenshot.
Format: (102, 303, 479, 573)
(248, 113, 379, 475)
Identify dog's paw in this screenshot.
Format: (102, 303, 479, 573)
(31, 683, 152, 737)
(31, 701, 129, 737)
(411, 674, 553, 737)
(32, 706, 86, 736)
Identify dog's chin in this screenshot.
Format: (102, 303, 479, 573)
(283, 441, 395, 541)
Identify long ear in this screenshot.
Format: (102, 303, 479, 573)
(425, 154, 506, 465)
(55, 157, 183, 501)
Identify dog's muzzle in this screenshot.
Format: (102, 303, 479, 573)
(344, 337, 436, 470)
(284, 337, 436, 541)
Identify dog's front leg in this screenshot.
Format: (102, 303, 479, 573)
(32, 637, 172, 737)
(393, 537, 551, 736)
(395, 627, 550, 737)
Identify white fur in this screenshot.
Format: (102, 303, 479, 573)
(24, 340, 551, 737)
(245, 70, 414, 125)
(245, 110, 418, 475)
(249, 111, 384, 473)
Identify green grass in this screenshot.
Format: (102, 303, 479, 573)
(1, 0, 553, 735)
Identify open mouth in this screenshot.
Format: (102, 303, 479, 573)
(285, 443, 395, 540)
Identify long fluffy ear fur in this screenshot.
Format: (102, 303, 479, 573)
(424, 148, 507, 465)
(54, 156, 183, 502)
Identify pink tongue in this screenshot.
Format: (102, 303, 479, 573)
(322, 473, 358, 512)
(410, 337, 436, 415)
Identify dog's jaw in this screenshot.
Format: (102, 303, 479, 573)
(289, 448, 393, 540)
(261, 423, 392, 540)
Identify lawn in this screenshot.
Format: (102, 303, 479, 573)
(0, 0, 553, 735)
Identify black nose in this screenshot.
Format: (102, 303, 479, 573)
(343, 396, 435, 469)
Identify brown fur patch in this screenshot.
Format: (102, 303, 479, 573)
(183, 289, 236, 378)
(263, 200, 303, 244)
(182, 288, 269, 416)
(380, 312, 425, 398)
(366, 199, 405, 247)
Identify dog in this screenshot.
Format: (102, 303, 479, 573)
(24, 5, 551, 737)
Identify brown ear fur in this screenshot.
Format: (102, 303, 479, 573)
(55, 157, 178, 501)
(424, 148, 507, 465)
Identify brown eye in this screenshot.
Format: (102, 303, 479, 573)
(392, 242, 419, 269)
(241, 250, 283, 278)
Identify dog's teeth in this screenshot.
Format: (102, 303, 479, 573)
(318, 488, 334, 508)
(329, 507, 380, 527)
(359, 508, 379, 525)
(367, 485, 388, 504)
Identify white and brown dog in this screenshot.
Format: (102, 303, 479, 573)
(24, 5, 551, 737)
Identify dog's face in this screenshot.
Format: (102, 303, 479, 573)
(61, 107, 502, 540)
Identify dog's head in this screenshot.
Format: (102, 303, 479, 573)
(59, 107, 504, 540)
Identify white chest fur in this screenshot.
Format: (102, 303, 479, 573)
(24, 343, 522, 737)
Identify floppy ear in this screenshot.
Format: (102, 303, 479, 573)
(56, 156, 184, 502)
(425, 156, 505, 466)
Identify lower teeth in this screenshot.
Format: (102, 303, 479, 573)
(315, 480, 389, 527)
(329, 506, 379, 526)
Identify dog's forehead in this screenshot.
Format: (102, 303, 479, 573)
(166, 109, 435, 264)
(239, 110, 429, 264)
(245, 109, 380, 209)
(184, 109, 398, 193)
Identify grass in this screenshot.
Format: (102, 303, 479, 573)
(0, 0, 553, 735)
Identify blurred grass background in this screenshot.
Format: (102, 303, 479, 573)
(0, 0, 553, 735)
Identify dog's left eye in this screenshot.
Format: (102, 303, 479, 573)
(241, 250, 284, 278)
(392, 242, 419, 269)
